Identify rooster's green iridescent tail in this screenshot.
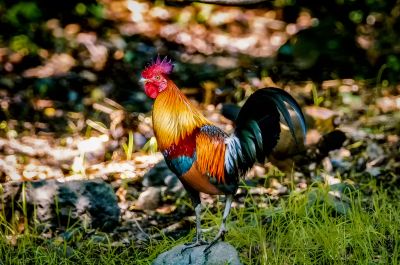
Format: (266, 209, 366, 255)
(225, 87, 307, 178)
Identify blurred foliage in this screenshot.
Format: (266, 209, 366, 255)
(0, 0, 151, 128)
(0, 0, 399, 129)
(276, 0, 400, 83)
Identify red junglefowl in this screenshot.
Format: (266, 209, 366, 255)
(140, 57, 307, 252)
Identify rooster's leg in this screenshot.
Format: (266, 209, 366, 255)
(193, 203, 206, 244)
(204, 194, 233, 253)
(181, 190, 207, 253)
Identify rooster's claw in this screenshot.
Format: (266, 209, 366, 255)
(181, 239, 208, 254)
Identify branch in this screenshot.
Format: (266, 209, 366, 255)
(167, 0, 269, 6)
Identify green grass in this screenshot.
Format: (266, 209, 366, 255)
(224, 185, 400, 264)
(1, 184, 399, 265)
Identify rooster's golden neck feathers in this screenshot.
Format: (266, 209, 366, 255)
(152, 80, 209, 150)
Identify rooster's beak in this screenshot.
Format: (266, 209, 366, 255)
(139, 78, 148, 84)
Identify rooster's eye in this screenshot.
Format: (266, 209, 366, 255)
(155, 75, 160, 80)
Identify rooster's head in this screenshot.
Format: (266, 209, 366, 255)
(141, 56, 174, 99)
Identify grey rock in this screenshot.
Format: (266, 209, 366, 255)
(0, 179, 119, 231)
(143, 161, 171, 187)
(153, 242, 243, 265)
(134, 132, 147, 149)
(136, 187, 161, 210)
(366, 167, 382, 177)
(165, 174, 184, 194)
(366, 141, 384, 161)
(143, 160, 184, 194)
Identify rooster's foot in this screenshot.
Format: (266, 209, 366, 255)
(203, 227, 227, 254)
(181, 239, 208, 254)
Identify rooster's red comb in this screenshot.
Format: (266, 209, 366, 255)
(141, 56, 174, 78)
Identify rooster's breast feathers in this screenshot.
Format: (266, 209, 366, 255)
(163, 125, 229, 183)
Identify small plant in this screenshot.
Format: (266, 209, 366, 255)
(122, 130, 135, 160)
(142, 136, 158, 154)
(311, 83, 324, 106)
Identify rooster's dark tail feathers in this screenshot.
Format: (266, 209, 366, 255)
(225, 87, 307, 177)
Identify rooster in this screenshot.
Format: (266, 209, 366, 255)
(141, 57, 306, 252)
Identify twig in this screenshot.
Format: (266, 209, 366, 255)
(134, 218, 150, 239)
